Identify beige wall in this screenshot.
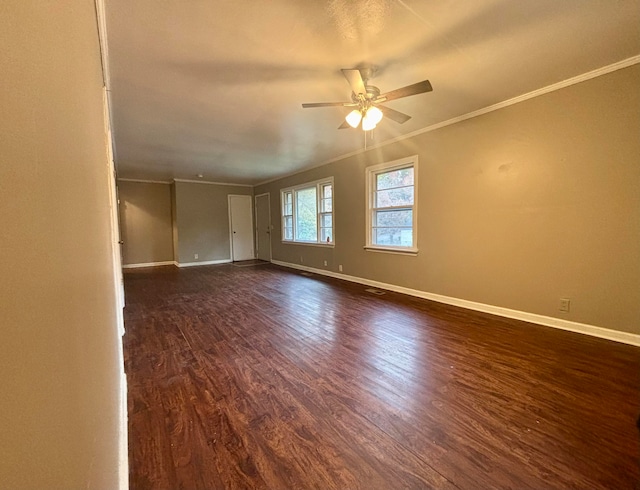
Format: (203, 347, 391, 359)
(256, 65, 640, 335)
(118, 181, 174, 265)
(174, 182, 253, 264)
(0, 1, 124, 489)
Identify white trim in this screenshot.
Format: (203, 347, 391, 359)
(178, 259, 232, 268)
(254, 55, 640, 188)
(270, 259, 640, 347)
(366, 155, 418, 252)
(364, 246, 418, 255)
(122, 260, 176, 269)
(93, 0, 111, 90)
(281, 176, 335, 245)
(281, 241, 335, 248)
(95, 5, 128, 488)
(118, 371, 128, 490)
(228, 195, 234, 261)
(174, 178, 253, 187)
(118, 178, 172, 184)
(101, 88, 125, 330)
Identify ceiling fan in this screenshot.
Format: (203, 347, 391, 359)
(302, 68, 433, 131)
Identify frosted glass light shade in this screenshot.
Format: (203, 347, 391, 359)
(366, 106, 383, 125)
(362, 106, 383, 131)
(345, 109, 362, 128)
(362, 113, 377, 131)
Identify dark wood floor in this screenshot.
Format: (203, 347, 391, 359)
(124, 264, 640, 489)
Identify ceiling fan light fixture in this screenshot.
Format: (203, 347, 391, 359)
(345, 109, 362, 128)
(303, 68, 431, 132)
(362, 106, 383, 131)
(366, 106, 383, 125)
(362, 114, 377, 131)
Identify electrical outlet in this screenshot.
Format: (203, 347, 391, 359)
(339, 264, 343, 272)
(323, 260, 328, 267)
(194, 253, 199, 260)
(559, 298, 570, 312)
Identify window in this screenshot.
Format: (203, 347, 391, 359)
(366, 156, 418, 253)
(281, 177, 334, 245)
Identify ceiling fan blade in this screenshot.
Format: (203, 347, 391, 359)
(378, 105, 412, 124)
(302, 102, 354, 108)
(377, 80, 433, 103)
(342, 69, 366, 96)
(338, 120, 352, 129)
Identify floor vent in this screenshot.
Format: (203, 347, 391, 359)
(365, 288, 386, 296)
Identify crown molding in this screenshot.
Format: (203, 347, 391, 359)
(255, 55, 640, 188)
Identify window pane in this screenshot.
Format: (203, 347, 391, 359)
(375, 186, 414, 208)
(322, 184, 332, 198)
(374, 209, 412, 227)
(321, 214, 332, 227)
(295, 187, 317, 241)
(320, 228, 333, 243)
(284, 213, 293, 241)
(374, 227, 413, 247)
(321, 198, 332, 213)
(377, 168, 413, 190)
(283, 192, 293, 216)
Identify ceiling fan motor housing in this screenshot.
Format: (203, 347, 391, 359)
(352, 85, 380, 105)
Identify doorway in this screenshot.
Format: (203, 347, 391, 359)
(255, 193, 271, 261)
(228, 194, 254, 261)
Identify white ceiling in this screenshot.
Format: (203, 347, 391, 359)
(105, 0, 640, 185)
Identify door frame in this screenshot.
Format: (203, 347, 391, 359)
(254, 192, 272, 261)
(101, 86, 128, 488)
(228, 194, 255, 261)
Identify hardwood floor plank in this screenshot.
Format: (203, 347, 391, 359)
(129, 407, 178, 489)
(124, 264, 640, 489)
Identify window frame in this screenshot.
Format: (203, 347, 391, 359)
(281, 190, 293, 241)
(365, 156, 418, 254)
(281, 176, 334, 247)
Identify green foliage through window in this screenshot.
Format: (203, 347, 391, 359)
(281, 179, 333, 245)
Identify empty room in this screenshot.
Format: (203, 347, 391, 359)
(2, 1, 639, 489)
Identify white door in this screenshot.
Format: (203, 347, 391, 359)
(255, 193, 271, 261)
(229, 195, 254, 261)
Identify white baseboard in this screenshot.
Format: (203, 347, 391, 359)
(177, 259, 232, 268)
(118, 372, 128, 490)
(123, 259, 234, 269)
(122, 260, 175, 269)
(271, 260, 640, 347)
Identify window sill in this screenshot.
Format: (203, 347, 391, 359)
(364, 245, 418, 256)
(282, 241, 335, 248)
